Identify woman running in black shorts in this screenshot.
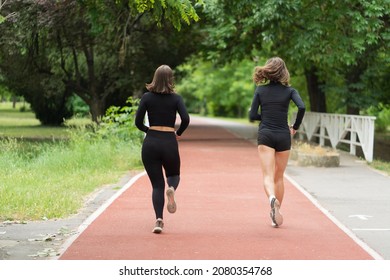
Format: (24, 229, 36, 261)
(135, 65, 190, 234)
(249, 57, 305, 227)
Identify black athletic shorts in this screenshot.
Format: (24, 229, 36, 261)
(257, 129, 291, 152)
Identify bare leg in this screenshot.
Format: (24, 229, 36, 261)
(274, 150, 290, 205)
(258, 145, 290, 227)
(257, 145, 276, 199)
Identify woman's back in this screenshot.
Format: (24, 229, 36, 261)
(135, 91, 190, 135)
(250, 82, 305, 131)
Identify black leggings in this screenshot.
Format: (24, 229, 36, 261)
(142, 130, 180, 219)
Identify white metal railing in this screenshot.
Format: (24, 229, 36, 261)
(293, 112, 376, 162)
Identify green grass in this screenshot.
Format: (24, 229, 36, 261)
(0, 102, 142, 221)
(0, 137, 142, 221)
(369, 160, 390, 176)
(0, 102, 72, 139)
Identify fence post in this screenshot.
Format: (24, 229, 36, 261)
(319, 114, 325, 146)
(366, 118, 376, 162)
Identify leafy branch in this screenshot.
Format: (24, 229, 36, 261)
(133, 0, 202, 30)
(0, 0, 16, 23)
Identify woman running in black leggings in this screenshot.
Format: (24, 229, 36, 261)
(135, 65, 190, 234)
(249, 57, 305, 228)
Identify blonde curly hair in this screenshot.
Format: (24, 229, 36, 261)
(253, 57, 290, 86)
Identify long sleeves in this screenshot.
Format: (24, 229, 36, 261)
(176, 96, 190, 136)
(249, 92, 262, 122)
(291, 89, 306, 130)
(134, 92, 190, 135)
(135, 97, 149, 133)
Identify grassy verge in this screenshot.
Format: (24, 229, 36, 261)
(0, 102, 142, 222)
(0, 102, 89, 139)
(369, 160, 390, 176)
(0, 137, 142, 221)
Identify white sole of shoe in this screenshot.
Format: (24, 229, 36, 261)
(166, 187, 177, 214)
(152, 227, 162, 234)
(270, 197, 283, 227)
(152, 218, 164, 234)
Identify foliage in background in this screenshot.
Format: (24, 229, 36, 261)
(0, 83, 11, 101)
(177, 56, 313, 121)
(363, 103, 390, 133)
(69, 95, 91, 117)
(2, 0, 388, 125)
(133, 0, 202, 30)
(198, 0, 390, 114)
(177, 58, 254, 118)
(96, 97, 143, 142)
(0, 0, 204, 125)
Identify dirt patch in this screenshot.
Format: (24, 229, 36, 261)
(291, 141, 340, 167)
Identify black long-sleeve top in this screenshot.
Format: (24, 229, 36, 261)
(135, 92, 190, 136)
(249, 81, 305, 131)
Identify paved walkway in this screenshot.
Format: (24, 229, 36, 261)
(58, 117, 384, 260)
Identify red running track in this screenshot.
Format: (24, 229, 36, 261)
(59, 118, 373, 260)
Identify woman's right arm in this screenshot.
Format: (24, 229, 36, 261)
(249, 91, 262, 122)
(135, 95, 149, 133)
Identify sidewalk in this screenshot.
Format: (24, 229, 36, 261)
(58, 116, 382, 260)
(285, 151, 390, 260)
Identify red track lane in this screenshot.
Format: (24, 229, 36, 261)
(60, 118, 373, 260)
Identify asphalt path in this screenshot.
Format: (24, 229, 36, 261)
(58, 116, 383, 260)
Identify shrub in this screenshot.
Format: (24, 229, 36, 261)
(364, 103, 390, 132)
(97, 97, 143, 143)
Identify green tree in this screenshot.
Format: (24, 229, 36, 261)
(0, 0, 203, 124)
(200, 0, 389, 114)
(0, 1, 74, 125)
(131, 0, 201, 31)
(177, 58, 254, 118)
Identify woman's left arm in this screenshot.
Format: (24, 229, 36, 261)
(291, 89, 306, 130)
(176, 96, 190, 136)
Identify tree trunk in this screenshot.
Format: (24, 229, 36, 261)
(345, 65, 366, 116)
(346, 104, 359, 115)
(88, 97, 105, 123)
(304, 66, 327, 112)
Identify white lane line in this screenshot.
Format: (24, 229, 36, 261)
(57, 171, 147, 259)
(349, 214, 373, 220)
(285, 173, 384, 260)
